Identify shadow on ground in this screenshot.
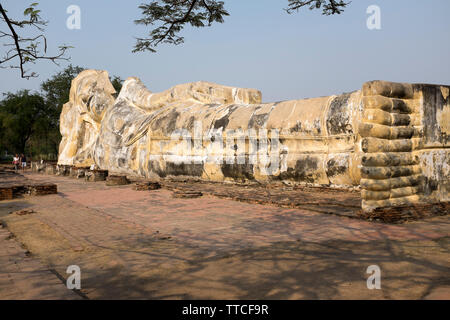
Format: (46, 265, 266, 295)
(47, 235, 450, 299)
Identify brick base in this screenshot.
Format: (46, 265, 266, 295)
(358, 202, 450, 223)
(0, 187, 13, 200)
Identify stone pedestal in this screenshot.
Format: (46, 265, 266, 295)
(31, 162, 46, 173)
(172, 190, 203, 198)
(106, 175, 129, 186)
(85, 170, 108, 182)
(133, 181, 161, 191)
(0, 187, 13, 201)
(56, 165, 71, 176)
(69, 167, 89, 179)
(28, 183, 57, 196)
(45, 164, 56, 175)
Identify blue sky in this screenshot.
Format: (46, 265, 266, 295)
(1, 0, 450, 102)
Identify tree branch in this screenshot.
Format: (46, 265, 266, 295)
(133, 0, 229, 53)
(155, 0, 198, 46)
(0, 3, 26, 78)
(286, 0, 350, 15)
(0, 3, 71, 79)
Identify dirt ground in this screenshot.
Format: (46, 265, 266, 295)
(0, 172, 449, 299)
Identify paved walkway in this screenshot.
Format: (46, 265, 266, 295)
(0, 173, 448, 299)
(0, 224, 79, 300)
(27, 174, 450, 249)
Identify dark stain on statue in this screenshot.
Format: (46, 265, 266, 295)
(326, 158, 348, 177)
(77, 122, 86, 149)
(130, 147, 137, 162)
(314, 119, 322, 134)
(279, 157, 319, 183)
(96, 155, 104, 166)
(166, 109, 181, 134)
(417, 84, 450, 145)
(290, 122, 302, 133)
(423, 177, 438, 196)
(166, 162, 204, 177)
(392, 99, 412, 114)
(248, 112, 269, 129)
(327, 93, 353, 135)
(186, 116, 195, 130)
(213, 116, 229, 130)
(221, 162, 254, 182)
(361, 139, 370, 153)
(213, 105, 238, 129)
(118, 158, 127, 167)
(149, 160, 166, 178)
(151, 109, 180, 134)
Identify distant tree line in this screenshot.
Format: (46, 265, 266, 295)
(0, 65, 123, 161)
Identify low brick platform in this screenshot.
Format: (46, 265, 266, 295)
(359, 202, 450, 223)
(133, 181, 161, 191)
(31, 162, 45, 173)
(162, 180, 362, 218)
(0, 184, 57, 200)
(45, 165, 56, 175)
(0, 187, 13, 201)
(85, 170, 108, 182)
(28, 184, 58, 196)
(0, 172, 57, 200)
(106, 175, 129, 186)
(172, 189, 203, 198)
(10, 185, 28, 197)
(56, 165, 71, 176)
(69, 167, 90, 179)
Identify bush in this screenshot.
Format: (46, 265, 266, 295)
(0, 154, 13, 163)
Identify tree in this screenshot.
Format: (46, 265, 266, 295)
(0, 2, 71, 79)
(0, 90, 49, 154)
(133, 0, 229, 53)
(0, 66, 124, 158)
(110, 75, 124, 96)
(285, 0, 349, 15)
(134, 0, 350, 53)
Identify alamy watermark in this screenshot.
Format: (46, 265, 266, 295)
(66, 265, 81, 290)
(366, 5, 381, 30)
(66, 5, 81, 30)
(366, 265, 381, 290)
(160, 121, 289, 176)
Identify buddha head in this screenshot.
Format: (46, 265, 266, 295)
(58, 70, 116, 166)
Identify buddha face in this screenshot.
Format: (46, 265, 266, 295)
(58, 70, 116, 166)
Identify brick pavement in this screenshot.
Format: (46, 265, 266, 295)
(0, 173, 448, 299)
(0, 224, 79, 300)
(25, 174, 448, 251)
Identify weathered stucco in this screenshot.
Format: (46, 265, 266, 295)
(58, 70, 449, 212)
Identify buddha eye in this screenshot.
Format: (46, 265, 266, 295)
(82, 95, 94, 112)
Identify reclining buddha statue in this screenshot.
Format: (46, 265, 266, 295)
(58, 70, 449, 211)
